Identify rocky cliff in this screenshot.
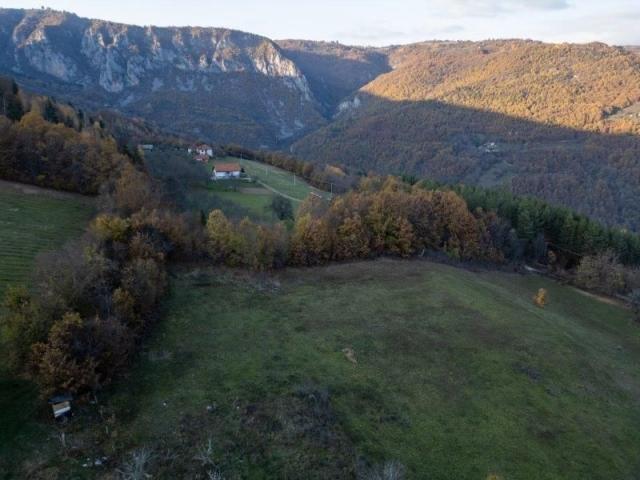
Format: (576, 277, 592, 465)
(0, 8, 324, 146)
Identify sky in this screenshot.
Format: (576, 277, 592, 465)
(2, 0, 639, 46)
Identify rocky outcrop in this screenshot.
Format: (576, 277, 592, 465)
(0, 8, 322, 146)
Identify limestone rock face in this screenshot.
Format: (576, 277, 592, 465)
(0, 8, 322, 146)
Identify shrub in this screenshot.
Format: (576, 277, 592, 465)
(91, 214, 131, 242)
(121, 258, 167, 317)
(31, 313, 134, 397)
(206, 209, 244, 265)
(0, 286, 47, 371)
(270, 195, 294, 221)
(533, 288, 548, 308)
(575, 251, 626, 295)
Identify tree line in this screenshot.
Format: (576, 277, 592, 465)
(222, 143, 640, 266)
(1, 163, 207, 397)
(0, 76, 131, 193)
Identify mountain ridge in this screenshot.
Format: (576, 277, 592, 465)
(0, 8, 325, 147)
(2, 8, 640, 229)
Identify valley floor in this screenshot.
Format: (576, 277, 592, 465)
(3, 259, 639, 479)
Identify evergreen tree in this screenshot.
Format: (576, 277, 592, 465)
(43, 99, 59, 123)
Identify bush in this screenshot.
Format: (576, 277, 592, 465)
(31, 312, 134, 397)
(91, 214, 131, 242)
(0, 286, 47, 371)
(206, 210, 245, 266)
(121, 258, 167, 318)
(575, 251, 626, 295)
(533, 288, 548, 308)
(270, 195, 294, 221)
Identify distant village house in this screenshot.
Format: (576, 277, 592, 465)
(189, 144, 214, 158)
(212, 162, 242, 180)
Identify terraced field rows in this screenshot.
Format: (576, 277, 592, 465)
(0, 189, 94, 296)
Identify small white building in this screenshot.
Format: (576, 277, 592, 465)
(212, 162, 242, 180)
(190, 144, 214, 157)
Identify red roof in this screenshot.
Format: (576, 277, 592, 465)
(214, 163, 241, 173)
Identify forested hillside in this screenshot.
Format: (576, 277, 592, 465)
(376, 40, 640, 133)
(0, 76, 130, 193)
(292, 41, 640, 230)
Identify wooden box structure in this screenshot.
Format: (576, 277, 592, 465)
(48, 394, 73, 419)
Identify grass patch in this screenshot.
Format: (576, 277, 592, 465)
(226, 157, 331, 202)
(0, 188, 94, 297)
(199, 181, 274, 221)
(7, 259, 638, 478)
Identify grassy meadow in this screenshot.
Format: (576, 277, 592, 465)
(6, 259, 637, 479)
(0, 183, 94, 297)
(234, 157, 332, 202)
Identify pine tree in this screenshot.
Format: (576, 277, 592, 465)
(43, 99, 59, 123)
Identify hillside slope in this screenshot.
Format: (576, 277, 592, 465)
(0, 8, 325, 147)
(292, 40, 640, 230)
(3, 259, 639, 478)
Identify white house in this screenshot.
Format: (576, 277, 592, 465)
(188, 144, 214, 157)
(212, 162, 242, 180)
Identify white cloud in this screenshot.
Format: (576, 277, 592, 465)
(433, 0, 571, 17)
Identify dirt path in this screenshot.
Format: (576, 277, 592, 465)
(571, 287, 629, 309)
(0, 179, 94, 203)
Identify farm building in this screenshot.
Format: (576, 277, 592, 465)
(212, 162, 242, 180)
(189, 144, 214, 157)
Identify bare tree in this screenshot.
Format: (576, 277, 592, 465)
(117, 447, 154, 480)
(359, 460, 406, 480)
(193, 437, 216, 467)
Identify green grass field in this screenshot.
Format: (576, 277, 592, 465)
(0, 185, 94, 297)
(230, 157, 332, 203)
(199, 180, 274, 221)
(8, 259, 637, 479)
